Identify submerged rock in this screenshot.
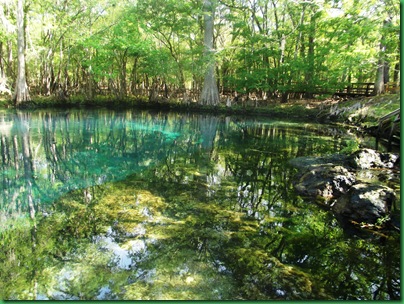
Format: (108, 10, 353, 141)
(349, 148, 399, 169)
(290, 148, 400, 225)
(332, 184, 396, 224)
(289, 154, 348, 171)
(294, 165, 356, 200)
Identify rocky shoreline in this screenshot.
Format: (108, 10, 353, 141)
(290, 148, 400, 231)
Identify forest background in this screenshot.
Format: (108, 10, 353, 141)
(0, 0, 400, 107)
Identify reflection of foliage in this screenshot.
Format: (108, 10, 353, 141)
(0, 218, 37, 300)
(123, 248, 235, 300)
(0, 111, 400, 300)
(0, 110, 184, 216)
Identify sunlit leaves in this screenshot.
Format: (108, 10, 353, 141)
(0, 0, 400, 102)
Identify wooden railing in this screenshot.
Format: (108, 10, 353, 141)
(334, 83, 376, 97)
(285, 82, 377, 98)
(376, 108, 400, 148)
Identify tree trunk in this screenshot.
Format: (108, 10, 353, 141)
(374, 58, 385, 95)
(393, 60, 399, 84)
(148, 77, 159, 102)
(84, 66, 94, 100)
(0, 41, 4, 77)
(6, 40, 13, 81)
(374, 18, 391, 95)
(199, 0, 219, 106)
(119, 49, 128, 99)
(130, 57, 138, 95)
(13, 0, 30, 105)
(294, 6, 305, 60)
(40, 46, 55, 96)
(304, 12, 316, 99)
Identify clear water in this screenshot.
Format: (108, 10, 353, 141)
(0, 109, 400, 300)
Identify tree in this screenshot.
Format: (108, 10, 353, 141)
(374, 0, 399, 95)
(136, 0, 199, 94)
(374, 22, 387, 95)
(13, 0, 30, 105)
(0, 0, 399, 104)
(0, 0, 14, 96)
(199, 0, 220, 106)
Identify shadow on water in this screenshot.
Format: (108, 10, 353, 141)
(0, 109, 400, 300)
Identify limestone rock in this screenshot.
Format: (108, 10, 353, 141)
(294, 165, 356, 200)
(290, 149, 399, 226)
(332, 183, 396, 224)
(349, 148, 399, 169)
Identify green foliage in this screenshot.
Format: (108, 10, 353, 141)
(2, 0, 399, 104)
(340, 138, 360, 154)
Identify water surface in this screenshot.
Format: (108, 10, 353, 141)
(0, 109, 400, 300)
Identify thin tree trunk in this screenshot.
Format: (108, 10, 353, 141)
(199, 0, 220, 106)
(130, 57, 138, 95)
(375, 58, 385, 95)
(55, 38, 65, 98)
(6, 40, 13, 80)
(119, 49, 128, 99)
(393, 60, 399, 84)
(375, 18, 391, 95)
(13, 0, 30, 105)
(0, 41, 3, 77)
(304, 13, 316, 99)
(294, 6, 305, 60)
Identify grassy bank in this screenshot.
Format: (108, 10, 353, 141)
(1, 94, 322, 120)
(1, 94, 399, 125)
(317, 94, 400, 127)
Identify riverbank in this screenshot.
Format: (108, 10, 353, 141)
(1, 93, 399, 118)
(316, 94, 400, 126)
(316, 94, 400, 147)
(1, 93, 400, 142)
(1, 95, 320, 120)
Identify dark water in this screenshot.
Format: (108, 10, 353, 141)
(0, 109, 400, 300)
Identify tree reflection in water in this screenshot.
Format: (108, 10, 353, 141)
(0, 109, 400, 300)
